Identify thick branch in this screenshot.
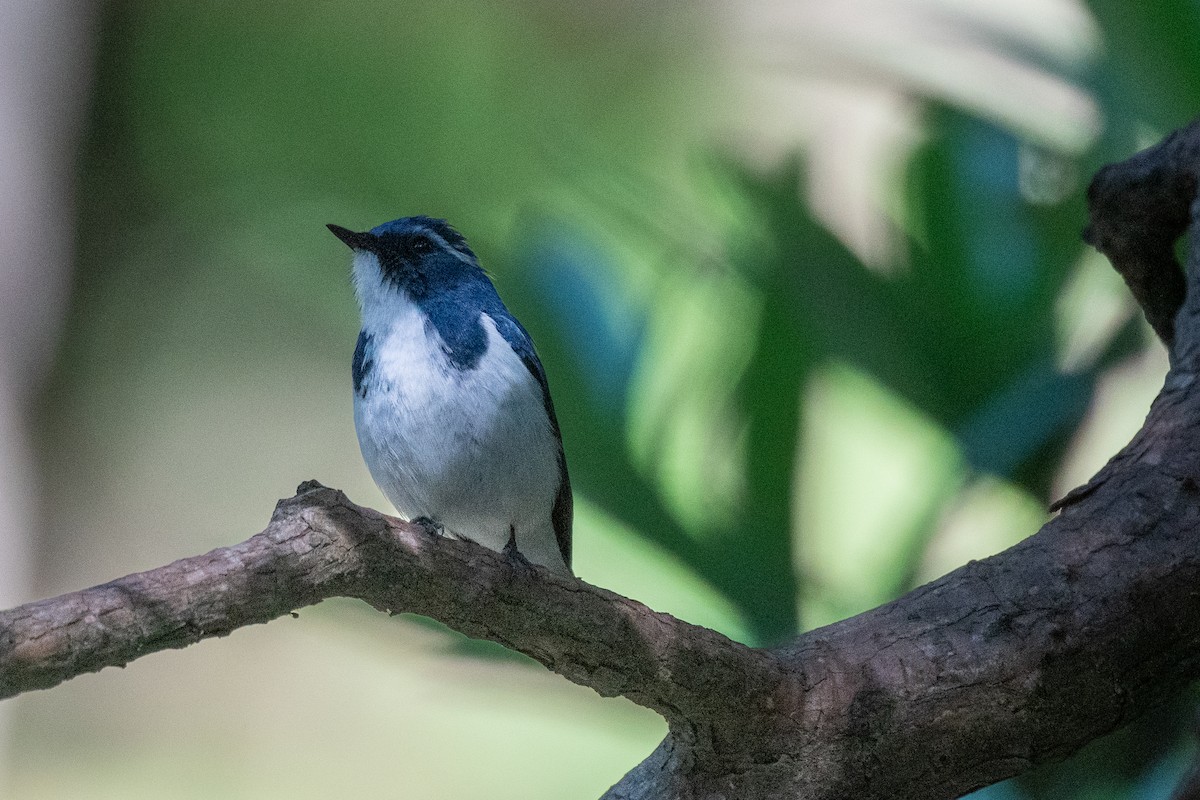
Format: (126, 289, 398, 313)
(8, 121, 1200, 799)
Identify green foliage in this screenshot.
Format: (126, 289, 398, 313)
(23, 1, 1200, 798)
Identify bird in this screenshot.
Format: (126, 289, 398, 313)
(327, 216, 573, 576)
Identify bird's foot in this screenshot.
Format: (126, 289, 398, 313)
(410, 516, 445, 538)
(503, 527, 535, 570)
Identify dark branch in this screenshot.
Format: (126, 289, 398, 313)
(1085, 124, 1200, 350)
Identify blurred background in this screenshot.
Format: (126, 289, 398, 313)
(1, 0, 1196, 797)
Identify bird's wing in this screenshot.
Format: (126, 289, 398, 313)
(487, 312, 548, 394)
(487, 312, 573, 570)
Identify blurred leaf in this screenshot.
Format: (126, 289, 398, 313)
(1086, 0, 1200, 133)
(956, 362, 1091, 478)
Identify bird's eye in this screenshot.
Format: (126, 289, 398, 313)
(411, 236, 434, 254)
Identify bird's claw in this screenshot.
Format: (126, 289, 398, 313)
(503, 528, 535, 570)
(411, 516, 445, 537)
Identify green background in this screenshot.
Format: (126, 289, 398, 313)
(8, 1, 1198, 798)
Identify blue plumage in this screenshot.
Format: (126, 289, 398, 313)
(488, 312, 553, 411)
(351, 330, 374, 398)
(328, 216, 573, 575)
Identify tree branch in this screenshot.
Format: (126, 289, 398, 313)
(0, 481, 775, 726)
(1084, 126, 1197, 350)
(7, 120, 1200, 799)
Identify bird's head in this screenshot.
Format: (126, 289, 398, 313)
(327, 216, 482, 308)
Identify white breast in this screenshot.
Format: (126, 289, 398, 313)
(353, 289, 566, 573)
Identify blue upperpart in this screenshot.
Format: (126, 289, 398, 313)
(422, 281, 551, 388)
(421, 281, 496, 371)
(357, 216, 552, 399)
(369, 215, 475, 261)
(487, 311, 549, 396)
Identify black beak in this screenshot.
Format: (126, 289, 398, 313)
(326, 224, 376, 250)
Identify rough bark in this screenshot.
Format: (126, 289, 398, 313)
(1084, 125, 1197, 350)
(0, 485, 777, 725)
(6, 120, 1200, 799)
